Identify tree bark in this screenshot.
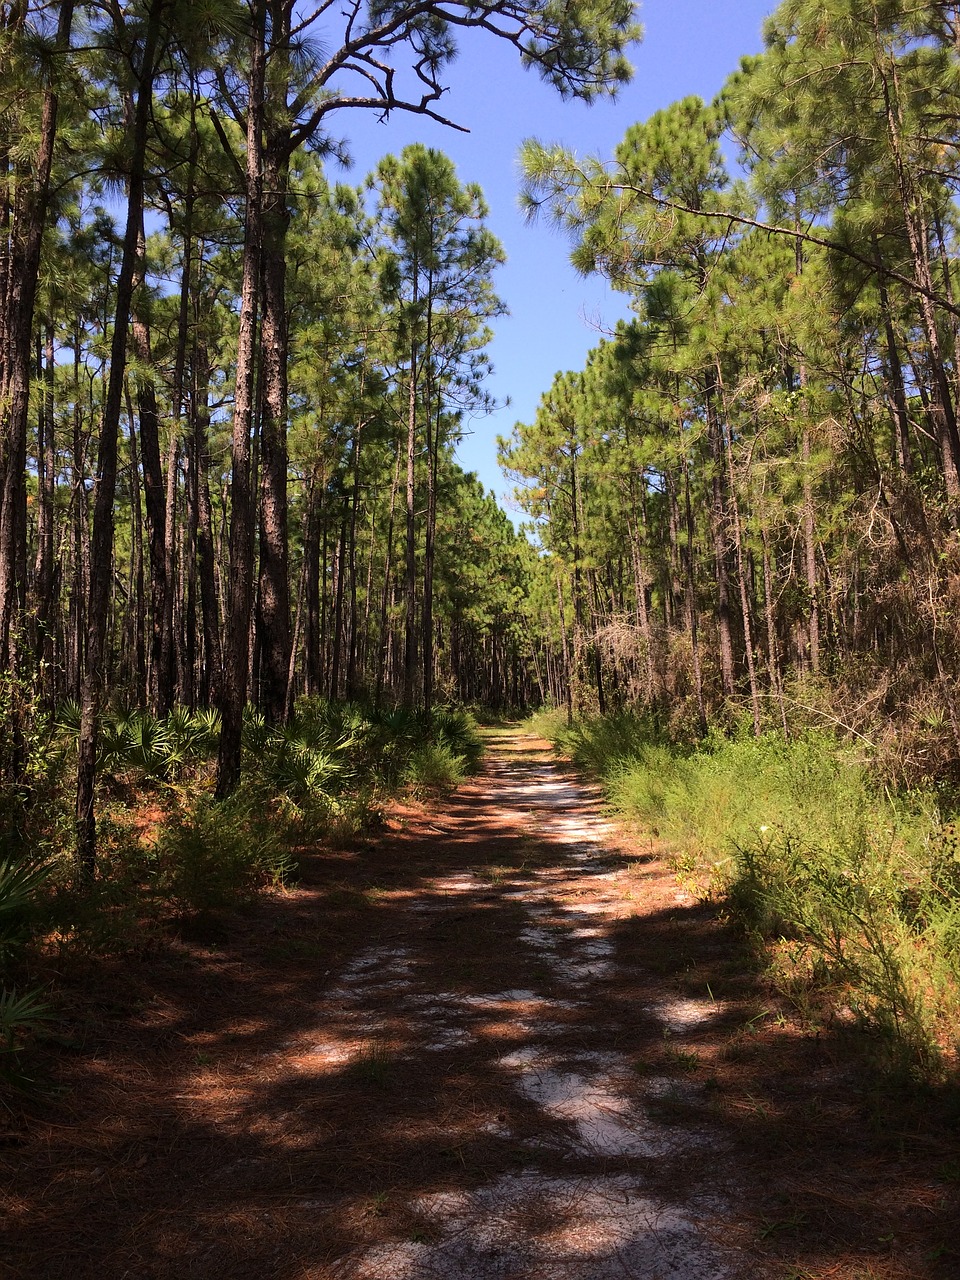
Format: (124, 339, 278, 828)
(0, 0, 75, 673)
(192, 338, 222, 708)
(76, 0, 166, 875)
(404, 318, 419, 707)
(256, 137, 292, 723)
(130, 218, 171, 714)
(216, 0, 266, 797)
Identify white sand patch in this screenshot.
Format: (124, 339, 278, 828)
(422, 1027, 473, 1051)
(562, 900, 614, 916)
(435, 874, 479, 893)
(307, 1041, 357, 1064)
(519, 925, 557, 950)
(461, 989, 539, 1006)
(653, 998, 722, 1033)
(401, 992, 461, 1010)
(498, 1048, 679, 1159)
(340, 1174, 755, 1279)
(319, 739, 761, 1280)
(343, 947, 409, 973)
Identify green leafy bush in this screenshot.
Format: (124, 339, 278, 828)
(254, 700, 483, 805)
(0, 985, 51, 1095)
(0, 857, 52, 970)
(402, 742, 467, 794)
(533, 710, 960, 1073)
(56, 703, 221, 782)
(152, 792, 293, 912)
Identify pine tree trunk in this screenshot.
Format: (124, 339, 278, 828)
(257, 139, 292, 724)
(346, 417, 363, 700)
(194, 341, 222, 708)
(875, 244, 913, 475)
(125, 380, 148, 704)
(718, 373, 761, 734)
(0, 0, 74, 673)
(130, 219, 170, 714)
(376, 437, 403, 707)
(162, 431, 179, 701)
(423, 394, 439, 714)
(704, 375, 736, 697)
(680, 444, 707, 730)
(761, 530, 789, 739)
(404, 328, 419, 707)
(67, 334, 88, 701)
(34, 324, 57, 700)
(302, 469, 322, 699)
(881, 57, 960, 494)
(216, 0, 266, 798)
(329, 503, 348, 700)
(77, 0, 165, 875)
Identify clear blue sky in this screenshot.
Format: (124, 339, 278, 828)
(338, 0, 774, 519)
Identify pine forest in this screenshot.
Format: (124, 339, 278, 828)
(4, 0, 960, 1197)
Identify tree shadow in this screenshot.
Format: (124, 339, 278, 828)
(4, 745, 959, 1278)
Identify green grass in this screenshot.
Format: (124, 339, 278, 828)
(530, 709, 960, 1076)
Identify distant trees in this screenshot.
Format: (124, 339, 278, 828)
(373, 145, 506, 711)
(507, 0, 960, 776)
(0, 0, 640, 868)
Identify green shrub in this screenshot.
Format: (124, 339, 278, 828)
(0, 985, 51, 1096)
(153, 792, 293, 912)
(0, 855, 54, 1093)
(402, 742, 467, 794)
(0, 857, 52, 970)
(536, 710, 960, 1072)
(267, 700, 483, 800)
(56, 702, 220, 783)
(430, 707, 484, 773)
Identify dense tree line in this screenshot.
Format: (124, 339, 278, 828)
(0, 0, 639, 866)
(503, 0, 960, 782)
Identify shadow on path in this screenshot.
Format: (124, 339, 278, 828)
(2, 733, 957, 1278)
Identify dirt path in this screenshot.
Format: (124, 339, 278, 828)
(3, 731, 958, 1278)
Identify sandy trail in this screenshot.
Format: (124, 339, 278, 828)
(5, 730, 956, 1279)
(308, 733, 763, 1279)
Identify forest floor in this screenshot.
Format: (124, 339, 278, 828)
(2, 729, 960, 1279)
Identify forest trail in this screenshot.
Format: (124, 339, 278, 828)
(3, 732, 955, 1279)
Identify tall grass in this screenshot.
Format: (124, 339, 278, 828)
(532, 709, 960, 1076)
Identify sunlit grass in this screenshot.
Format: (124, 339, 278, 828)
(529, 709, 960, 1077)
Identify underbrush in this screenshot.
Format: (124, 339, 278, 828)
(530, 707, 960, 1078)
(0, 695, 482, 1096)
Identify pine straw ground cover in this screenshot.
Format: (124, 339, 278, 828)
(0, 730, 958, 1279)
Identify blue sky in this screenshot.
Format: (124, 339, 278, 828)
(338, 0, 775, 519)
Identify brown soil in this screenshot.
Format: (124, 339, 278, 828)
(2, 729, 959, 1278)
